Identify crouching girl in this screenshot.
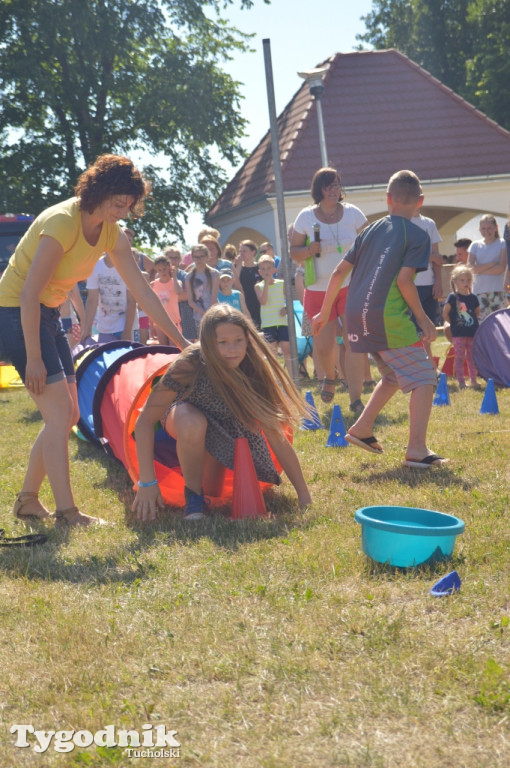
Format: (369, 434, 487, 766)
(132, 304, 312, 521)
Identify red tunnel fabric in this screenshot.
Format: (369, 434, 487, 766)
(85, 344, 284, 508)
(92, 346, 179, 467)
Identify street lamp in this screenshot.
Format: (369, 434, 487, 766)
(298, 66, 329, 167)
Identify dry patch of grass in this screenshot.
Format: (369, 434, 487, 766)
(0, 362, 508, 767)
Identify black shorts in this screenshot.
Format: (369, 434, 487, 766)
(262, 325, 289, 344)
(411, 285, 440, 327)
(0, 305, 75, 384)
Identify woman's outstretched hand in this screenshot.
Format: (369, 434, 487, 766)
(132, 484, 164, 523)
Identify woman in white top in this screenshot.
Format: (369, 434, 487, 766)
(290, 168, 367, 406)
(467, 214, 507, 321)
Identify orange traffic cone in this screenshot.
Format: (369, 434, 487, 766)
(231, 437, 268, 520)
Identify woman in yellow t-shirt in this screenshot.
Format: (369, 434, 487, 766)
(0, 154, 188, 527)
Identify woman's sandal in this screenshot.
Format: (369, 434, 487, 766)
(13, 492, 52, 521)
(321, 377, 336, 403)
(54, 506, 108, 527)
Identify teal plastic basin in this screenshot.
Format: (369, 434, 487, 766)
(354, 506, 465, 568)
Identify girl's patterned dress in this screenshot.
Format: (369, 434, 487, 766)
(161, 348, 281, 484)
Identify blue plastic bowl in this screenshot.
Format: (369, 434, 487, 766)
(354, 506, 465, 568)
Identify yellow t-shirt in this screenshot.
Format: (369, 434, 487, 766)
(0, 197, 120, 307)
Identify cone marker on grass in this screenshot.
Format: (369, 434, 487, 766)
(433, 372, 450, 406)
(326, 404, 349, 447)
(301, 390, 324, 430)
(480, 378, 499, 415)
(231, 437, 268, 520)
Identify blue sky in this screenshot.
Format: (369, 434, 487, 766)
(178, 0, 375, 245)
(219, 0, 375, 158)
(173, 0, 494, 246)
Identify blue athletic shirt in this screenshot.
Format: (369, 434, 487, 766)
(344, 215, 430, 352)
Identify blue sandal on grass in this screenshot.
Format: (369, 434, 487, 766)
(183, 487, 211, 521)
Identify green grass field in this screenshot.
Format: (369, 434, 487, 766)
(0, 340, 509, 767)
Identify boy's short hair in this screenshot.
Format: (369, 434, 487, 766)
(387, 170, 423, 203)
(258, 254, 275, 267)
(154, 256, 170, 266)
(454, 238, 472, 249)
(259, 241, 274, 255)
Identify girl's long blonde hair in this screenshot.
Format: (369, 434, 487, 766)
(183, 304, 307, 432)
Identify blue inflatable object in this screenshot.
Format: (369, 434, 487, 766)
(354, 505, 465, 568)
(75, 341, 142, 445)
(430, 570, 462, 597)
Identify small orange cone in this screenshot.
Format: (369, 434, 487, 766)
(231, 437, 268, 520)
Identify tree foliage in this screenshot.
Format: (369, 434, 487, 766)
(0, 0, 266, 243)
(357, 0, 510, 131)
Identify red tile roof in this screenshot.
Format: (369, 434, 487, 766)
(208, 49, 510, 219)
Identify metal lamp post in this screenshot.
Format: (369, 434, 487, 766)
(298, 66, 329, 167)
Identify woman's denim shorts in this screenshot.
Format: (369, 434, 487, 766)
(0, 305, 75, 384)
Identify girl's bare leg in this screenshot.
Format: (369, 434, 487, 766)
(279, 340, 292, 375)
(314, 320, 337, 394)
(165, 403, 208, 495)
(202, 454, 226, 497)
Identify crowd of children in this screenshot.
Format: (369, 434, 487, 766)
(2, 154, 508, 525)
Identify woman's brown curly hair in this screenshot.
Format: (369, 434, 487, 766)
(74, 154, 150, 217)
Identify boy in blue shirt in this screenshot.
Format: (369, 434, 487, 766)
(313, 170, 447, 469)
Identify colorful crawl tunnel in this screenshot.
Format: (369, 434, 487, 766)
(74, 343, 283, 508)
(75, 340, 143, 445)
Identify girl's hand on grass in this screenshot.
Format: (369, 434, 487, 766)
(297, 490, 312, 510)
(132, 485, 164, 522)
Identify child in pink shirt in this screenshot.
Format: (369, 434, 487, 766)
(151, 255, 183, 344)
